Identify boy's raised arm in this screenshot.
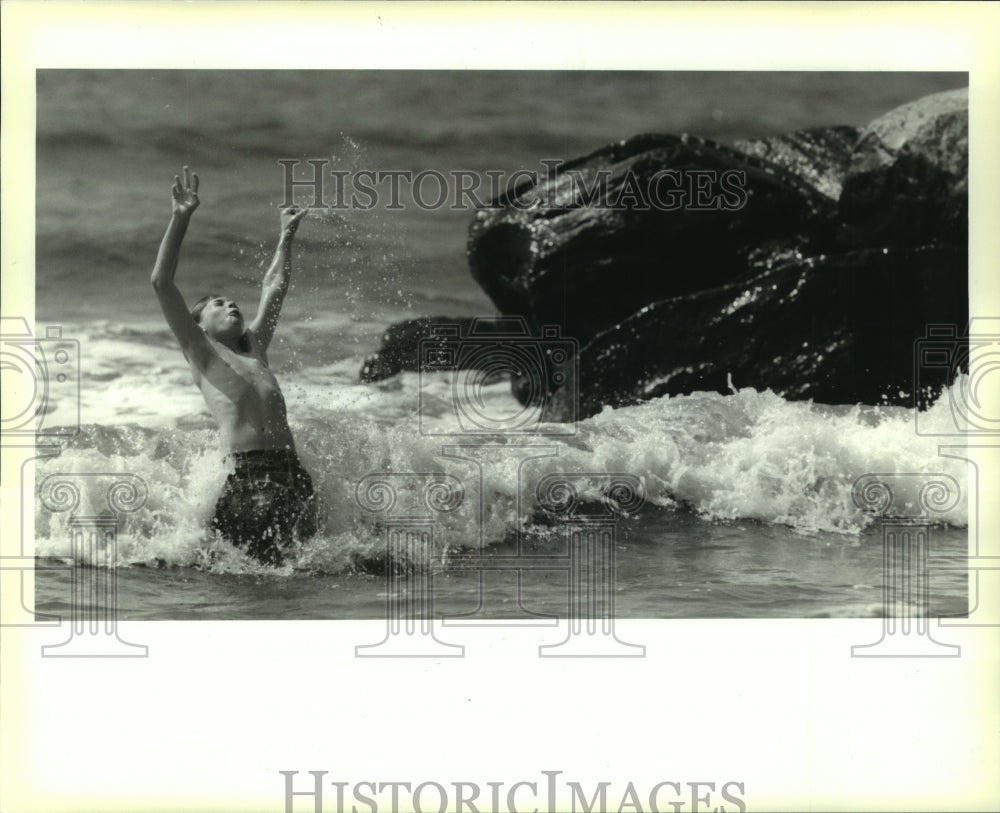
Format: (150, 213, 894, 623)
(151, 167, 210, 362)
(249, 206, 308, 353)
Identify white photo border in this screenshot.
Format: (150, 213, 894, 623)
(2, 2, 998, 812)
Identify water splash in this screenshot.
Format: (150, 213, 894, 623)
(35, 366, 969, 573)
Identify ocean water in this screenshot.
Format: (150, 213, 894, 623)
(28, 70, 970, 619)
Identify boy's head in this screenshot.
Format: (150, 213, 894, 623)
(190, 294, 219, 324)
(191, 294, 246, 342)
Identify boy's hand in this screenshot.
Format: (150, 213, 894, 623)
(171, 166, 200, 218)
(280, 206, 308, 239)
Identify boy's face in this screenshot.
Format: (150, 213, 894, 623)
(199, 296, 244, 340)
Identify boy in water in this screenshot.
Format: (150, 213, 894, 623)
(151, 167, 316, 565)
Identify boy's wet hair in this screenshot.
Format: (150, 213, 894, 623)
(191, 294, 251, 352)
(190, 294, 221, 324)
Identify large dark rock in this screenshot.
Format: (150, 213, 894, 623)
(366, 90, 968, 421)
(475, 89, 969, 418)
(467, 132, 839, 349)
(838, 87, 968, 248)
(540, 243, 968, 420)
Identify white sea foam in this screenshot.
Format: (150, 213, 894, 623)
(33, 338, 970, 572)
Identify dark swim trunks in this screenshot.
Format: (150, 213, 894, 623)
(211, 449, 317, 565)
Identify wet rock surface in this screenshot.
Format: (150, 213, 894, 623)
(732, 125, 859, 202)
(541, 244, 967, 420)
(467, 132, 839, 350)
(364, 89, 969, 420)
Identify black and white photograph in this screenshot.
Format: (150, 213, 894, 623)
(28, 67, 972, 622)
(2, 3, 998, 813)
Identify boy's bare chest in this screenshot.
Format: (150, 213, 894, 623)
(224, 350, 266, 376)
(197, 343, 283, 401)
(225, 352, 279, 389)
